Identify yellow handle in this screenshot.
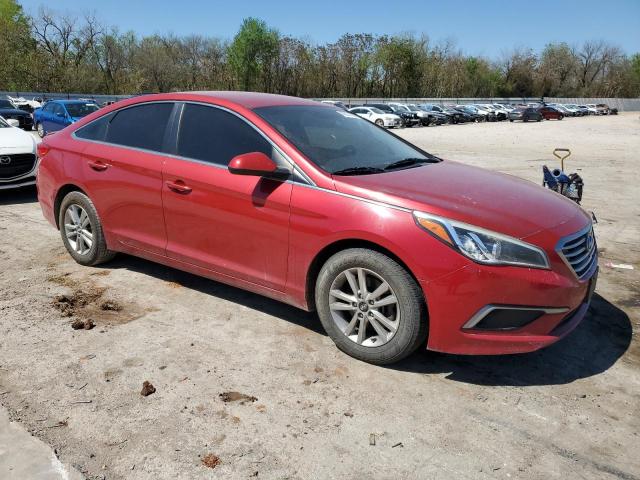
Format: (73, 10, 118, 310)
(553, 148, 571, 170)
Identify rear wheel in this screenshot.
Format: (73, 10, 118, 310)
(36, 122, 44, 138)
(315, 248, 427, 365)
(559, 115, 564, 120)
(59, 191, 116, 266)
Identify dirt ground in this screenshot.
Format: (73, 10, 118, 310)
(1, 113, 639, 480)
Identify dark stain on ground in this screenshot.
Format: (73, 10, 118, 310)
(48, 275, 145, 325)
(219, 391, 258, 404)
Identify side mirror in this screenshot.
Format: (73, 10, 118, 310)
(228, 152, 290, 180)
(7, 119, 20, 127)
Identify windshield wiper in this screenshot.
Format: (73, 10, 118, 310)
(383, 157, 437, 171)
(332, 166, 384, 176)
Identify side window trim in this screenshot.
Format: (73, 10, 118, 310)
(171, 101, 314, 186)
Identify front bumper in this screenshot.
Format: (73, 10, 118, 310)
(0, 176, 36, 190)
(420, 217, 597, 355)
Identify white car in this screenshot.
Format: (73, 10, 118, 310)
(8, 95, 42, 110)
(584, 104, 599, 115)
(0, 115, 39, 190)
(348, 107, 402, 128)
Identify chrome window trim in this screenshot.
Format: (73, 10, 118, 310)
(71, 100, 316, 187)
(463, 305, 570, 330)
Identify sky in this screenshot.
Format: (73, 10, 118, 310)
(18, 0, 640, 57)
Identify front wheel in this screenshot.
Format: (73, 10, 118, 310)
(59, 191, 116, 266)
(559, 115, 564, 120)
(375, 119, 384, 127)
(315, 248, 428, 365)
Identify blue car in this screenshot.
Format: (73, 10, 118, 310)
(33, 100, 100, 137)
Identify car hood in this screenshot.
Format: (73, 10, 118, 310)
(0, 108, 29, 116)
(332, 160, 587, 239)
(0, 127, 36, 153)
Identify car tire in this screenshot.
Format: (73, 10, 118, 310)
(59, 191, 116, 267)
(509, 119, 514, 122)
(36, 122, 45, 138)
(559, 115, 564, 120)
(315, 248, 428, 365)
(375, 119, 384, 127)
(537, 118, 541, 122)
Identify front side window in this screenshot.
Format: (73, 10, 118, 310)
(254, 106, 437, 175)
(176, 103, 272, 167)
(106, 103, 174, 152)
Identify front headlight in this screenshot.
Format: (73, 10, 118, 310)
(413, 211, 549, 269)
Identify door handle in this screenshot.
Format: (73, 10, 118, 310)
(88, 160, 109, 171)
(166, 180, 192, 194)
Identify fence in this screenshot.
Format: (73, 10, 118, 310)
(316, 97, 640, 111)
(2, 91, 639, 111)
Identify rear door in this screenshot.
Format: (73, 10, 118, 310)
(73, 102, 175, 255)
(40, 103, 55, 131)
(161, 102, 292, 290)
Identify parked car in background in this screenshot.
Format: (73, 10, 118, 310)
(33, 100, 100, 137)
(0, 114, 38, 190)
(0, 98, 34, 130)
(458, 105, 496, 122)
(509, 107, 543, 122)
(386, 103, 421, 127)
(36, 91, 597, 365)
(577, 105, 595, 115)
(563, 104, 584, 116)
(549, 104, 575, 117)
(455, 105, 485, 122)
(419, 104, 463, 124)
(8, 95, 41, 114)
(405, 104, 435, 126)
(585, 104, 600, 115)
(349, 107, 402, 128)
(538, 106, 564, 120)
(476, 104, 507, 121)
(320, 100, 349, 111)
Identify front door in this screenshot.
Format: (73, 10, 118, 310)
(162, 103, 292, 291)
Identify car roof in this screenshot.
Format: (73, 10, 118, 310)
(182, 91, 321, 109)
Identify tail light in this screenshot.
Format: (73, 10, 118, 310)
(37, 142, 50, 158)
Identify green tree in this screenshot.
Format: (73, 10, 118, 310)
(227, 17, 279, 91)
(0, 0, 35, 90)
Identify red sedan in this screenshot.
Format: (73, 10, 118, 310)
(539, 106, 565, 120)
(36, 92, 597, 364)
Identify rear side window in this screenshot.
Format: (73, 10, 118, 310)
(106, 103, 174, 152)
(75, 114, 112, 141)
(176, 104, 272, 166)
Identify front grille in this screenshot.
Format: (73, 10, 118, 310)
(557, 225, 597, 279)
(0, 153, 37, 180)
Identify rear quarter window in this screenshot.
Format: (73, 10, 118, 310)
(74, 114, 113, 142)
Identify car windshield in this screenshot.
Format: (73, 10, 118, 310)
(254, 106, 438, 174)
(0, 99, 15, 109)
(64, 103, 99, 117)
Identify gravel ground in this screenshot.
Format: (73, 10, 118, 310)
(0, 113, 639, 480)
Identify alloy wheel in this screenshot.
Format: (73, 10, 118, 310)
(328, 267, 400, 347)
(37, 123, 44, 137)
(63, 204, 93, 255)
